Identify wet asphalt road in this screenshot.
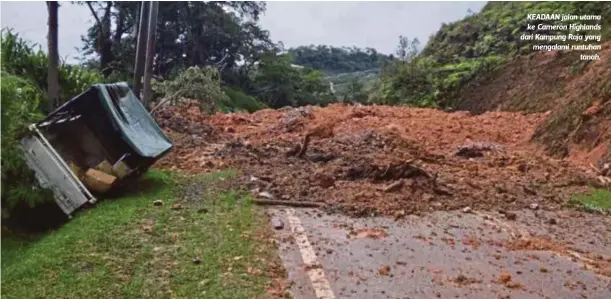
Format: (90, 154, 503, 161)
(268, 208, 611, 299)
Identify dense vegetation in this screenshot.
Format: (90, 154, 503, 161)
(371, 1, 611, 108)
(287, 45, 393, 74)
(1, 30, 103, 218)
(79, 1, 333, 110)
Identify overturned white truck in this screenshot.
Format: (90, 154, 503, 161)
(21, 83, 173, 217)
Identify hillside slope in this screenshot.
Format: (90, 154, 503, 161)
(458, 43, 610, 115)
(455, 40, 610, 167)
(531, 43, 611, 166)
(373, 2, 610, 109)
(422, 2, 610, 66)
(412, 2, 611, 166)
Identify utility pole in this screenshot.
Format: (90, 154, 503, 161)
(133, 1, 149, 98)
(142, 1, 159, 109)
(46, 1, 59, 112)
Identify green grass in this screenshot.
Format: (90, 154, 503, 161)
(1, 170, 284, 299)
(570, 188, 611, 213)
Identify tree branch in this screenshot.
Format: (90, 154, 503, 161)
(86, 2, 103, 30)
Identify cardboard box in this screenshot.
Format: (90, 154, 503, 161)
(83, 168, 116, 193)
(112, 161, 131, 179)
(95, 160, 114, 175)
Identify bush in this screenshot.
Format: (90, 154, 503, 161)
(1, 29, 103, 219)
(221, 86, 267, 113)
(371, 47, 505, 108)
(0, 73, 51, 218)
(1, 29, 103, 112)
(153, 66, 229, 114)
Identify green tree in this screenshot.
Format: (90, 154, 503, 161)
(287, 45, 394, 74)
(78, 1, 272, 81)
(252, 53, 331, 108)
(342, 77, 367, 104)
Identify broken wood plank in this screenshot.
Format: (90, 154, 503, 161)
(251, 199, 325, 208)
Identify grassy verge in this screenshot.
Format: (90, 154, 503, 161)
(570, 188, 611, 213)
(1, 170, 286, 299)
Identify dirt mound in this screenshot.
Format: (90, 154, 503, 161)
(156, 104, 598, 217)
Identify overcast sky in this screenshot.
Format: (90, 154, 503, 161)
(1, 1, 486, 63)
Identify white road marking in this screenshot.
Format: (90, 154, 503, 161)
(286, 208, 336, 299)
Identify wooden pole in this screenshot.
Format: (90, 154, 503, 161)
(142, 1, 158, 109)
(133, 1, 149, 98)
(46, 1, 59, 112)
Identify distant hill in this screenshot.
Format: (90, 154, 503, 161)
(287, 45, 394, 74)
(286, 45, 393, 95)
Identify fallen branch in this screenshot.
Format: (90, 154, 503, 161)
(296, 134, 311, 158)
(150, 90, 184, 114)
(591, 127, 608, 148)
(589, 163, 602, 175)
(382, 180, 404, 192)
(251, 199, 325, 208)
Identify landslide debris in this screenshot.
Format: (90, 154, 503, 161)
(156, 103, 597, 217)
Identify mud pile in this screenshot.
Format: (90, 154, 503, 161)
(156, 104, 599, 217)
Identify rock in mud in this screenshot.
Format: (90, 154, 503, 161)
(462, 206, 473, 213)
(529, 203, 539, 210)
(378, 265, 391, 276)
(498, 271, 512, 284)
(499, 210, 517, 220)
(523, 186, 538, 195)
(456, 141, 503, 158)
(314, 172, 335, 188)
(271, 218, 284, 230)
(505, 212, 517, 221)
(258, 191, 274, 199)
(518, 163, 529, 172)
